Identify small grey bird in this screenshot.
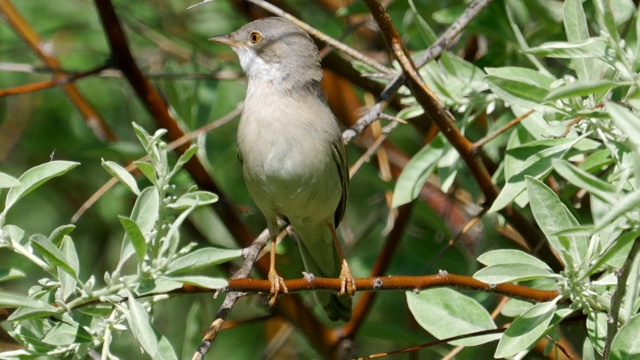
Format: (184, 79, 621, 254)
(210, 17, 355, 322)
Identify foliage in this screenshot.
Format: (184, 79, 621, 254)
(1, 0, 640, 359)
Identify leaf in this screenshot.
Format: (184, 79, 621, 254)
(526, 176, 587, 270)
(171, 145, 198, 176)
(42, 321, 92, 346)
(134, 161, 157, 185)
(587, 311, 607, 354)
(607, 102, 640, 151)
(102, 159, 140, 195)
(48, 224, 75, 246)
(166, 247, 241, 274)
(610, 314, 640, 359)
(473, 264, 556, 284)
(164, 275, 228, 289)
(167, 191, 218, 210)
(126, 295, 158, 357)
(485, 67, 556, 108)
(30, 234, 77, 278)
(594, 189, 640, 232)
(489, 138, 580, 212)
(0, 291, 56, 309)
(553, 159, 617, 203)
(477, 249, 552, 271)
(4, 161, 80, 212)
(545, 80, 625, 101)
(494, 300, 558, 358)
(406, 288, 499, 346)
(526, 38, 608, 58)
(136, 278, 183, 295)
(0, 172, 20, 189)
(0, 268, 26, 282)
(392, 136, 445, 208)
(58, 236, 79, 300)
(563, 0, 596, 82)
(119, 216, 147, 263)
(118, 187, 159, 270)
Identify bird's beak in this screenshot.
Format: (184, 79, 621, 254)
(209, 34, 242, 47)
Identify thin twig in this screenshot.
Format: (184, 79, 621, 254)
(0, 63, 110, 97)
(472, 109, 535, 153)
(602, 237, 640, 359)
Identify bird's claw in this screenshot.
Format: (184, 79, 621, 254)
(339, 259, 356, 296)
(268, 268, 288, 307)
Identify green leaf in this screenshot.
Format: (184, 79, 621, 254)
(607, 102, 640, 151)
(137, 277, 183, 295)
(0, 291, 56, 309)
(4, 161, 80, 213)
(48, 224, 75, 246)
(119, 216, 147, 263)
(489, 138, 580, 212)
(58, 236, 79, 300)
(610, 314, 640, 358)
(594, 189, 640, 232)
(477, 250, 552, 271)
(134, 161, 157, 185)
(102, 159, 140, 195)
(392, 136, 445, 208)
(0, 172, 20, 189)
(587, 311, 607, 354)
(526, 176, 587, 270)
(563, 0, 596, 82)
(167, 190, 218, 210)
(118, 187, 159, 271)
(0, 268, 26, 282)
(485, 67, 556, 107)
(553, 159, 617, 203)
(545, 80, 625, 101)
(406, 288, 499, 346)
(30, 234, 77, 278)
(526, 38, 608, 58)
(164, 275, 228, 289)
(42, 321, 92, 346)
(171, 144, 198, 176)
(495, 300, 558, 358)
(166, 247, 241, 274)
(473, 264, 556, 284)
(126, 295, 158, 357)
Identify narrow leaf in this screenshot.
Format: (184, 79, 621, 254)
(102, 159, 140, 195)
(392, 137, 445, 208)
(473, 264, 556, 284)
(477, 250, 552, 271)
(30, 234, 77, 278)
(495, 300, 558, 358)
(165, 276, 228, 289)
(126, 296, 158, 357)
(167, 191, 218, 210)
(5, 161, 79, 212)
(166, 247, 241, 274)
(0, 172, 20, 189)
(553, 159, 617, 203)
(119, 216, 147, 263)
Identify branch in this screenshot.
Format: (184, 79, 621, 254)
(0, 0, 117, 142)
(602, 236, 640, 359)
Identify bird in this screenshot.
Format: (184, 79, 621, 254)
(210, 17, 355, 322)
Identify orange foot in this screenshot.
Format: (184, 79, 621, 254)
(268, 268, 288, 307)
(339, 259, 356, 296)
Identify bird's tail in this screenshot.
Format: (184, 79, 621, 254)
(294, 223, 352, 322)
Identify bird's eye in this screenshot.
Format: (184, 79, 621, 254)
(248, 31, 263, 45)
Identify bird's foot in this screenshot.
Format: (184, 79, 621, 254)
(268, 268, 288, 307)
(339, 259, 356, 296)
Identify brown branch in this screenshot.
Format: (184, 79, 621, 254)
(226, 273, 561, 303)
(0, 63, 110, 97)
(0, 0, 117, 142)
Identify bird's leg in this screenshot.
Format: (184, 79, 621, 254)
(268, 230, 288, 307)
(327, 222, 356, 296)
